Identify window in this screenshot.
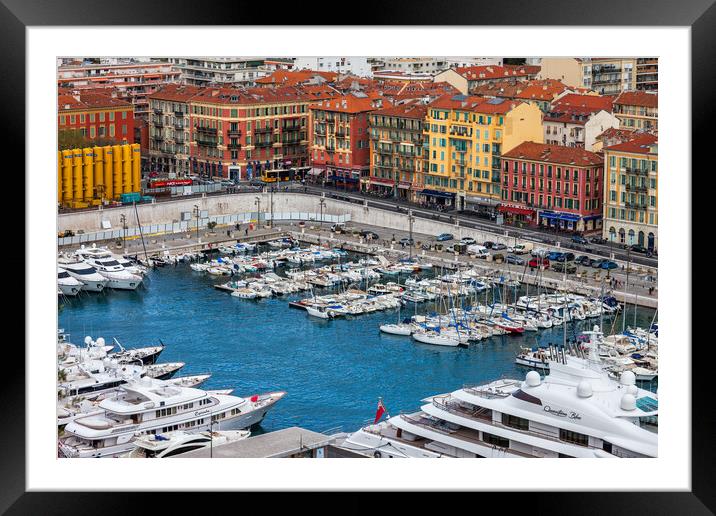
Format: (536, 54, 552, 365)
(559, 428, 589, 447)
(502, 413, 529, 430)
(482, 431, 509, 448)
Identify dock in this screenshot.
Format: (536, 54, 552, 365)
(172, 426, 365, 458)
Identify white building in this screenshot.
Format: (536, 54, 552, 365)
(544, 110, 621, 151)
(292, 57, 372, 77)
(167, 57, 280, 86)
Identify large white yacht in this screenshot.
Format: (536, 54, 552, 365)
(73, 245, 142, 290)
(125, 429, 251, 458)
(335, 352, 658, 459)
(59, 377, 286, 458)
(57, 267, 83, 296)
(57, 257, 108, 292)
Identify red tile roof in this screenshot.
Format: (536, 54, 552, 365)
(310, 93, 384, 114)
(147, 84, 204, 102)
(503, 141, 604, 166)
(58, 92, 132, 111)
(613, 91, 658, 108)
(453, 65, 541, 81)
(255, 69, 338, 87)
(429, 94, 523, 114)
(604, 133, 658, 154)
(552, 93, 613, 113)
(370, 102, 428, 119)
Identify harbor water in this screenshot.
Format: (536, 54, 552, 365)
(58, 255, 657, 434)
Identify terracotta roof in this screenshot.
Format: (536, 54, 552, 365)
(552, 93, 613, 113)
(190, 85, 318, 105)
(310, 93, 384, 114)
(503, 141, 604, 166)
(452, 65, 541, 81)
(613, 90, 658, 108)
(58, 92, 132, 111)
(429, 94, 522, 114)
(596, 127, 637, 142)
(604, 133, 658, 154)
(147, 84, 204, 102)
(255, 69, 338, 86)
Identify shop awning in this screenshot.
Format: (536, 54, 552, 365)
(308, 168, 324, 176)
(329, 175, 359, 183)
(420, 189, 455, 199)
(582, 214, 602, 221)
(370, 177, 395, 186)
(540, 211, 580, 221)
(499, 205, 535, 216)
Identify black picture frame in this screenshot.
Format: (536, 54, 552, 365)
(4, 0, 708, 513)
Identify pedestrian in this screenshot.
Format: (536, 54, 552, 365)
(245, 228, 248, 236)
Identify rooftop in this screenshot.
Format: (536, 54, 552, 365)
(58, 92, 132, 112)
(172, 426, 334, 458)
(451, 64, 541, 81)
(147, 84, 204, 102)
(613, 90, 658, 109)
(604, 133, 658, 154)
(503, 141, 604, 166)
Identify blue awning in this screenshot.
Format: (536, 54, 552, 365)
(582, 214, 602, 221)
(540, 211, 580, 221)
(558, 213, 580, 221)
(420, 189, 455, 199)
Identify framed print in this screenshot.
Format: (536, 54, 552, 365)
(4, 0, 711, 513)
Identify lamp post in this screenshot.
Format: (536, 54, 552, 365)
(193, 204, 200, 243)
(408, 208, 414, 260)
(120, 214, 127, 252)
(254, 196, 261, 227)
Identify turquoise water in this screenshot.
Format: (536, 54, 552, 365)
(58, 255, 657, 434)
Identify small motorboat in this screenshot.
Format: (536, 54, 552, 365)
(412, 330, 459, 347)
(306, 306, 332, 319)
(379, 324, 413, 336)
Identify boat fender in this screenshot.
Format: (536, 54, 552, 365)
(373, 451, 382, 458)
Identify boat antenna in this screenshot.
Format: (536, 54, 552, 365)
(113, 337, 125, 353)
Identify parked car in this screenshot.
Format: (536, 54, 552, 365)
(483, 241, 495, 249)
(571, 235, 589, 245)
(590, 258, 606, 268)
(528, 257, 550, 269)
(445, 243, 468, 254)
(492, 243, 507, 251)
(551, 262, 577, 274)
(601, 260, 619, 270)
(400, 237, 414, 246)
(508, 243, 533, 255)
(547, 251, 565, 261)
(629, 244, 649, 254)
(506, 255, 525, 265)
(436, 233, 454, 242)
(460, 237, 477, 245)
(590, 236, 608, 245)
(331, 223, 346, 233)
(576, 255, 591, 265)
(360, 230, 380, 240)
(531, 248, 550, 257)
(467, 244, 490, 258)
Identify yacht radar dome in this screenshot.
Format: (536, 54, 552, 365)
(620, 393, 637, 411)
(577, 380, 593, 398)
(626, 385, 638, 395)
(525, 370, 541, 387)
(84, 336, 92, 345)
(96, 337, 105, 346)
(619, 371, 636, 386)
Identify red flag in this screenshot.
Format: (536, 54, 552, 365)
(374, 398, 386, 424)
(250, 394, 259, 402)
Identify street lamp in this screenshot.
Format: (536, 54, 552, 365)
(254, 196, 261, 227)
(193, 204, 200, 242)
(318, 198, 326, 245)
(408, 208, 415, 259)
(120, 214, 127, 252)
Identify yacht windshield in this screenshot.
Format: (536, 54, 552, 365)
(74, 266, 97, 275)
(58, 271, 70, 278)
(100, 260, 121, 266)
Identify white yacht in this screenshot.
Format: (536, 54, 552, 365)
(59, 377, 286, 458)
(73, 245, 142, 290)
(125, 429, 251, 458)
(336, 358, 657, 459)
(58, 258, 108, 292)
(57, 267, 83, 296)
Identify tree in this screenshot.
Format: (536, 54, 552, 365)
(58, 129, 124, 151)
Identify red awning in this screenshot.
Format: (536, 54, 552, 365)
(370, 177, 395, 186)
(499, 205, 535, 216)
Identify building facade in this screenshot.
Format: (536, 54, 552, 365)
(601, 134, 658, 251)
(167, 57, 278, 86)
(636, 58, 658, 91)
(293, 57, 372, 77)
(147, 85, 203, 177)
(58, 92, 135, 146)
(367, 103, 428, 201)
(309, 94, 383, 190)
(538, 58, 637, 94)
(185, 87, 317, 180)
(501, 142, 604, 232)
(543, 94, 619, 150)
(422, 95, 544, 212)
(612, 91, 658, 132)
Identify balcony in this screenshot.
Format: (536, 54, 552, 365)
(153, 108, 163, 115)
(625, 184, 648, 193)
(624, 166, 650, 176)
(228, 129, 242, 137)
(254, 140, 272, 148)
(154, 119, 164, 128)
(173, 121, 184, 130)
(174, 111, 186, 118)
(625, 200, 649, 210)
(254, 126, 273, 134)
(227, 142, 241, 150)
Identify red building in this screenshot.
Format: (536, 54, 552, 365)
(501, 142, 604, 233)
(58, 91, 134, 145)
(308, 93, 385, 190)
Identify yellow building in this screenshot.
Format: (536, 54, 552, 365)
(601, 134, 658, 251)
(421, 95, 543, 212)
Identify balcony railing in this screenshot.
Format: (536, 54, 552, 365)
(624, 166, 650, 176)
(625, 184, 648, 193)
(625, 201, 649, 209)
(254, 126, 273, 134)
(228, 129, 242, 137)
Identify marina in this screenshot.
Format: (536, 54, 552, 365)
(58, 241, 657, 439)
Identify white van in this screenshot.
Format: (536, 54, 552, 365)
(508, 242, 533, 255)
(467, 244, 490, 258)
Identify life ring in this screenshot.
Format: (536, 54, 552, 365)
(373, 451, 382, 458)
